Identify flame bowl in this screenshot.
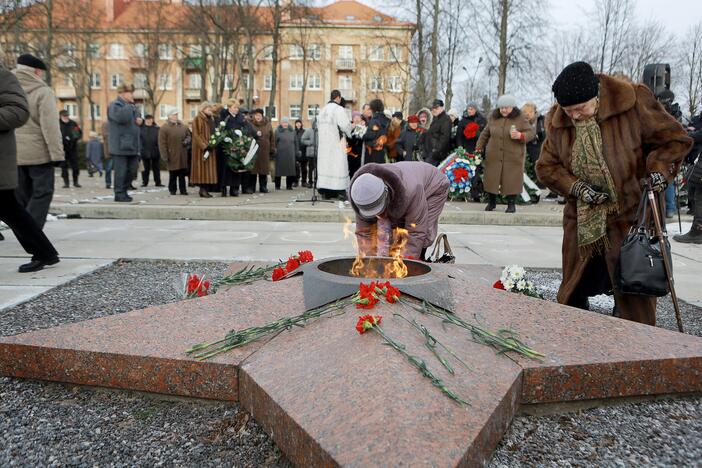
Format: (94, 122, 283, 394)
(316, 256, 431, 279)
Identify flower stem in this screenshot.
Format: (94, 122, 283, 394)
(374, 325, 470, 407)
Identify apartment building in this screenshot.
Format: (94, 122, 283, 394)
(3, 0, 414, 131)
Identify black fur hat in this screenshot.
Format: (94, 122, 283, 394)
(552, 61, 599, 107)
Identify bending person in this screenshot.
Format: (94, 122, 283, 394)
(348, 162, 449, 260)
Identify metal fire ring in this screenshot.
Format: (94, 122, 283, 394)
(298, 256, 455, 312)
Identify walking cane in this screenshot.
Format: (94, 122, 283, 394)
(646, 183, 684, 333)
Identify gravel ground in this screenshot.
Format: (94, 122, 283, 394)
(1, 261, 700, 466)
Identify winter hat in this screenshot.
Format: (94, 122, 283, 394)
(351, 173, 388, 219)
(407, 115, 420, 124)
(253, 108, 264, 115)
(281, 116, 290, 124)
(166, 106, 179, 117)
(448, 108, 459, 119)
(392, 111, 403, 120)
(431, 99, 444, 109)
(352, 110, 362, 120)
(17, 53, 47, 70)
(496, 95, 517, 108)
(116, 83, 135, 93)
(466, 102, 479, 110)
(552, 61, 599, 107)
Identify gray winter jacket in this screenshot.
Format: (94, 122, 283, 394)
(0, 63, 30, 190)
(107, 96, 141, 156)
(13, 67, 64, 166)
(301, 126, 317, 158)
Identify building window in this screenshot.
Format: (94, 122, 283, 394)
(90, 104, 101, 120)
(110, 73, 123, 89)
(308, 74, 321, 90)
(158, 74, 172, 90)
(189, 44, 202, 58)
(289, 105, 301, 119)
(90, 72, 101, 89)
(289, 44, 304, 60)
(261, 45, 274, 60)
(158, 44, 172, 60)
(134, 72, 147, 89)
(265, 105, 277, 120)
(308, 44, 321, 60)
(88, 43, 100, 59)
(134, 43, 147, 58)
(289, 74, 303, 90)
(64, 103, 78, 118)
(307, 105, 319, 120)
(63, 73, 74, 87)
(188, 74, 202, 89)
(242, 44, 254, 59)
(159, 104, 170, 120)
(263, 75, 273, 90)
(338, 45, 353, 59)
(370, 75, 382, 91)
(389, 44, 401, 62)
(108, 43, 124, 59)
(338, 75, 352, 90)
(189, 104, 198, 120)
(242, 73, 252, 90)
(368, 45, 384, 61)
(387, 76, 402, 92)
(224, 74, 234, 90)
(62, 43, 76, 56)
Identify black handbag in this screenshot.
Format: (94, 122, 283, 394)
(616, 189, 671, 297)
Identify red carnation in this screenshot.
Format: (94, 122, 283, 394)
(272, 267, 286, 281)
(452, 167, 469, 182)
(493, 280, 505, 290)
(382, 282, 401, 303)
(186, 274, 210, 297)
(355, 314, 382, 334)
(298, 250, 314, 263)
(286, 257, 301, 273)
(463, 122, 480, 139)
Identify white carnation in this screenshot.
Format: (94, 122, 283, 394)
(517, 279, 527, 291)
(234, 129, 243, 137)
(503, 279, 515, 291)
(224, 137, 232, 143)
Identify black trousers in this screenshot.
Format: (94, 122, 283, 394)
(16, 163, 54, 229)
(302, 158, 316, 185)
(61, 149, 80, 184)
(0, 190, 58, 261)
(142, 158, 161, 186)
(168, 169, 188, 194)
(242, 173, 257, 193)
(274, 176, 294, 190)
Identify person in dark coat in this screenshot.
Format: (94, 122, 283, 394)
(300, 122, 318, 187)
(159, 108, 190, 196)
(348, 161, 450, 260)
(107, 83, 141, 202)
(294, 119, 308, 187)
(274, 117, 298, 190)
(673, 126, 702, 243)
(362, 99, 390, 165)
(395, 115, 424, 161)
(218, 100, 254, 197)
(456, 103, 487, 153)
(85, 131, 103, 177)
(423, 99, 452, 166)
(58, 110, 82, 188)
(0, 59, 60, 272)
(536, 61, 692, 326)
(250, 109, 275, 193)
(140, 114, 162, 187)
(348, 111, 366, 177)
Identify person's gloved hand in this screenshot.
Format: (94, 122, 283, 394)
(570, 180, 609, 204)
(648, 172, 667, 192)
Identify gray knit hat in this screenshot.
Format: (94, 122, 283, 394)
(466, 102, 479, 110)
(496, 95, 517, 108)
(350, 173, 388, 219)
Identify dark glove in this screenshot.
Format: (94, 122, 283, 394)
(571, 180, 609, 204)
(648, 172, 667, 192)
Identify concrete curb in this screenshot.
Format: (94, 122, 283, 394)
(50, 203, 564, 226)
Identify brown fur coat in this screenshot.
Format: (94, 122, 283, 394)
(536, 74, 692, 324)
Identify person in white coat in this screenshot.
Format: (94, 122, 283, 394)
(316, 90, 352, 200)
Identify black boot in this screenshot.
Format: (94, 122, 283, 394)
(62, 176, 70, 189)
(485, 193, 497, 211)
(259, 175, 269, 193)
(505, 195, 516, 213)
(73, 176, 81, 188)
(673, 223, 702, 244)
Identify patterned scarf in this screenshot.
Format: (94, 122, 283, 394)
(571, 116, 619, 258)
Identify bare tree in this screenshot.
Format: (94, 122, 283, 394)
(590, 0, 633, 74)
(266, 0, 283, 116)
(287, 2, 323, 120)
(473, 0, 546, 96)
(438, 0, 465, 109)
(428, 0, 439, 100)
(619, 20, 672, 82)
(0, 0, 27, 66)
(681, 21, 702, 116)
(411, 0, 428, 111)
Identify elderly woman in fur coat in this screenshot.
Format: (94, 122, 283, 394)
(348, 161, 450, 261)
(475, 95, 535, 213)
(536, 61, 692, 326)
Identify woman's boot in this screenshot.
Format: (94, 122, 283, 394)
(259, 175, 269, 193)
(506, 195, 516, 213)
(199, 187, 211, 198)
(484, 193, 497, 211)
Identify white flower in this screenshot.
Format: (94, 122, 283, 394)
(224, 137, 232, 143)
(219, 121, 226, 127)
(517, 279, 527, 291)
(504, 279, 515, 291)
(215, 131, 220, 136)
(234, 129, 243, 137)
